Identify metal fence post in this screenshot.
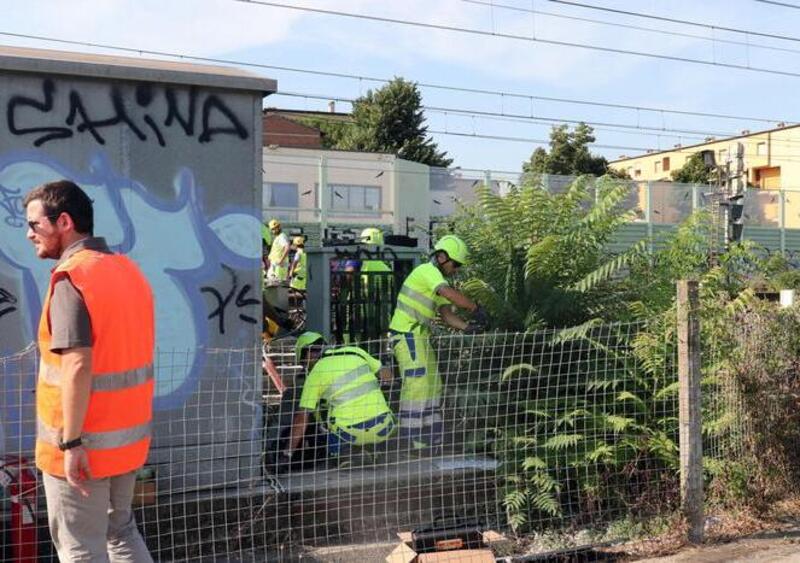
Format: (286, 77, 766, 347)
(645, 181, 654, 253)
(780, 189, 786, 254)
(677, 280, 704, 543)
(319, 156, 328, 236)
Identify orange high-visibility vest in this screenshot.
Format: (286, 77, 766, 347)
(36, 248, 155, 478)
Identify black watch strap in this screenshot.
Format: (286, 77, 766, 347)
(58, 437, 83, 451)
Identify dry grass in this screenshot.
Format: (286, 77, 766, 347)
(607, 498, 800, 561)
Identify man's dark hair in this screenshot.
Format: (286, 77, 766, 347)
(23, 180, 94, 235)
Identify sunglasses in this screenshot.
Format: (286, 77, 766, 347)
(26, 213, 61, 231)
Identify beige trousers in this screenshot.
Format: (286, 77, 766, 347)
(43, 471, 153, 563)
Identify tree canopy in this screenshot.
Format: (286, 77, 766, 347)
(300, 78, 452, 167)
(670, 153, 713, 184)
(522, 123, 626, 178)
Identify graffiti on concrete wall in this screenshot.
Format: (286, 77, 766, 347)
(0, 151, 262, 412)
(0, 287, 17, 319)
(7, 78, 249, 147)
(201, 264, 260, 335)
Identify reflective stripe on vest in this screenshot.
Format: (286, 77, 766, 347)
(399, 286, 436, 317)
(396, 301, 432, 327)
(327, 379, 381, 407)
(399, 397, 441, 412)
(40, 364, 154, 392)
(325, 364, 372, 396)
(37, 419, 151, 450)
(398, 411, 443, 428)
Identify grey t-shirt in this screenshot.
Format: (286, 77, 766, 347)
(49, 237, 112, 353)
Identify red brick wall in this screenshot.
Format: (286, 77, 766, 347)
(263, 114, 322, 148)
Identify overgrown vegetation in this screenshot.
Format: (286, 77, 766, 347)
(438, 173, 800, 536)
(449, 174, 645, 329)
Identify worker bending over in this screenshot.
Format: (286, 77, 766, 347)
(285, 332, 395, 462)
(389, 235, 485, 452)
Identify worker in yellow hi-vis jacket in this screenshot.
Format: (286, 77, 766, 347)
(285, 333, 395, 461)
(388, 235, 486, 452)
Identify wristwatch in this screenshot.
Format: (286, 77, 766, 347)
(58, 437, 83, 451)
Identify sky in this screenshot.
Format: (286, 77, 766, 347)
(5, 0, 800, 179)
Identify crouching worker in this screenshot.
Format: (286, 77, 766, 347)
(284, 332, 395, 464)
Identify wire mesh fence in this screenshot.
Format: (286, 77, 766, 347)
(1, 317, 696, 562)
(701, 305, 800, 508)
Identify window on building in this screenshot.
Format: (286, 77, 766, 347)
(662, 157, 670, 172)
(634, 169, 641, 178)
(327, 184, 382, 215)
(756, 142, 767, 156)
(754, 166, 781, 189)
(263, 182, 299, 221)
(654, 160, 662, 173)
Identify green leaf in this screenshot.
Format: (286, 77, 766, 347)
(543, 433, 584, 450)
(522, 456, 547, 471)
(616, 391, 646, 411)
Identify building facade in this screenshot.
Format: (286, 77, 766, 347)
(263, 146, 431, 247)
(610, 123, 800, 228)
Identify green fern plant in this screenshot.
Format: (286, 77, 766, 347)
(446, 174, 646, 329)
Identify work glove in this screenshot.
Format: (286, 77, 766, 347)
(463, 320, 483, 334)
(473, 305, 490, 327)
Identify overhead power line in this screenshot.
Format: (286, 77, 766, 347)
(0, 29, 792, 126)
(235, 0, 800, 81)
(275, 90, 736, 141)
(265, 109, 649, 151)
(268, 111, 800, 163)
(549, 0, 800, 44)
(463, 0, 800, 57)
(755, 0, 800, 8)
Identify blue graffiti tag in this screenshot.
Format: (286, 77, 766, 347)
(0, 151, 261, 411)
(0, 182, 24, 227)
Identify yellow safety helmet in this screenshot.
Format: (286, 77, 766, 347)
(360, 227, 384, 246)
(292, 236, 305, 246)
(268, 219, 281, 230)
(434, 235, 469, 266)
(295, 331, 326, 363)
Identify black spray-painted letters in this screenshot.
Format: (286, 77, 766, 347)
(0, 287, 18, 320)
(7, 79, 249, 147)
(201, 265, 259, 335)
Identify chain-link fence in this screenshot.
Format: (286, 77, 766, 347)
(2, 317, 693, 562)
(8, 302, 800, 561)
(701, 305, 800, 511)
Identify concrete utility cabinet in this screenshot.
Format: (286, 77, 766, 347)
(0, 46, 275, 489)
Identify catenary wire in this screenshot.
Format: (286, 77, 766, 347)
(276, 90, 800, 150)
(548, 0, 800, 44)
(266, 112, 800, 164)
(463, 0, 800, 57)
(0, 29, 793, 125)
(234, 0, 800, 80)
(275, 90, 737, 140)
(754, 0, 800, 8)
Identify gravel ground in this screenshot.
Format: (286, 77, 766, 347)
(636, 526, 800, 562)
